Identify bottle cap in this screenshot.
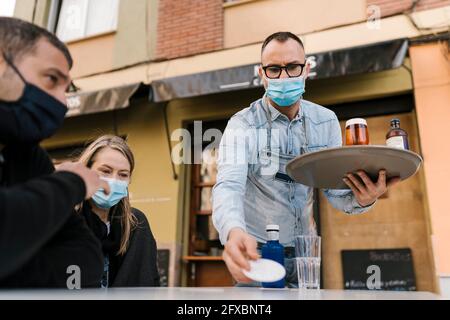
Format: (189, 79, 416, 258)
(345, 118, 367, 128)
(266, 224, 279, 232)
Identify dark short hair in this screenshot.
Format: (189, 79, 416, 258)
(261, 31, 304, 55)
(0, 17, 73, 69)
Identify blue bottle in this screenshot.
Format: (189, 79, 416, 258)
(261, 224, 285, 288)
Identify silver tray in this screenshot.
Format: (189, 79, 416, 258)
(286, 145, 423, 189)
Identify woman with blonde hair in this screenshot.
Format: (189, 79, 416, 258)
(78, 135, 159, 287)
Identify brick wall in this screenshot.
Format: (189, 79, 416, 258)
(156, 0, 224, 60)
(367, 0, 450, 17)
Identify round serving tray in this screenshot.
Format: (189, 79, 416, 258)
(286, 145, 423, 189)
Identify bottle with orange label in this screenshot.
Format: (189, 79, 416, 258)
(386, 119, 409, 150)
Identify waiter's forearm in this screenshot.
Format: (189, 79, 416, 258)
(323, 189, 375, 214)
(212, 181, 247, 244)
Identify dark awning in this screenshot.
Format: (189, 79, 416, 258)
(151, 38, 408, 102)
(66, 83, 142, 117)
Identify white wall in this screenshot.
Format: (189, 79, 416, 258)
(0, 0, 16, 16)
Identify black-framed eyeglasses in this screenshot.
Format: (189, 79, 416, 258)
(262, 63, 306, 79)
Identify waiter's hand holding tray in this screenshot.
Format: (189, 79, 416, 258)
(286, 145, 423, 190)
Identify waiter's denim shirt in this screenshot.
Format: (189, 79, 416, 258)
(212, 98, 374, 246)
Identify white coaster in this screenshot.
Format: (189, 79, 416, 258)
(242, 259, 286, 283)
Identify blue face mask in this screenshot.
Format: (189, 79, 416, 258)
(92, 178, 129, 209)
(265, 76, 306, 107)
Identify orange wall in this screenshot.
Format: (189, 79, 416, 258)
(67, 34, 116, 79)
(410, 42, 450, 277)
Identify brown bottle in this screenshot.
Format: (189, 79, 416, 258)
(386, 119, 409, 150)
(345, 118, 369, 145)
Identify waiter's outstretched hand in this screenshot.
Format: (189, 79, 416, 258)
(343, 169, 401, 207)
(223, 228, 260, 283)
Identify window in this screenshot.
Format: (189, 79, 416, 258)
(0, 0, 16, 17)
(55, 0, 120, 42)
(186, 120, 227, 257)
(183, 119, 234, 287)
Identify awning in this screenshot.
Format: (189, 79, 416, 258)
(151, 39, 408, 102)
(66, 83, 142, 117)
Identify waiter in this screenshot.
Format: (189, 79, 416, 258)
(0, 17, 109, 287)
(212, 32, 400, 287)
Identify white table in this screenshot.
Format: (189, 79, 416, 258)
(0, 287, 441, 300)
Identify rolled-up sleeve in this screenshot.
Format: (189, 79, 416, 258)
(322, 114, 375, 214)
(212, 116, 253, 244)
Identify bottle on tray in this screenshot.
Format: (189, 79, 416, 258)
(386, 118, 409, 150)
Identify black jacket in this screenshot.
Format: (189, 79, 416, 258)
(0, 143, 103, 288)
(81, 202, 160, 287)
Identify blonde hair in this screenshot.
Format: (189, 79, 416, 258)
(78, 135, 138, 256)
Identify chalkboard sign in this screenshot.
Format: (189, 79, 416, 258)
(157, 249, 170, 287)
(341, 248, 416, 291)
